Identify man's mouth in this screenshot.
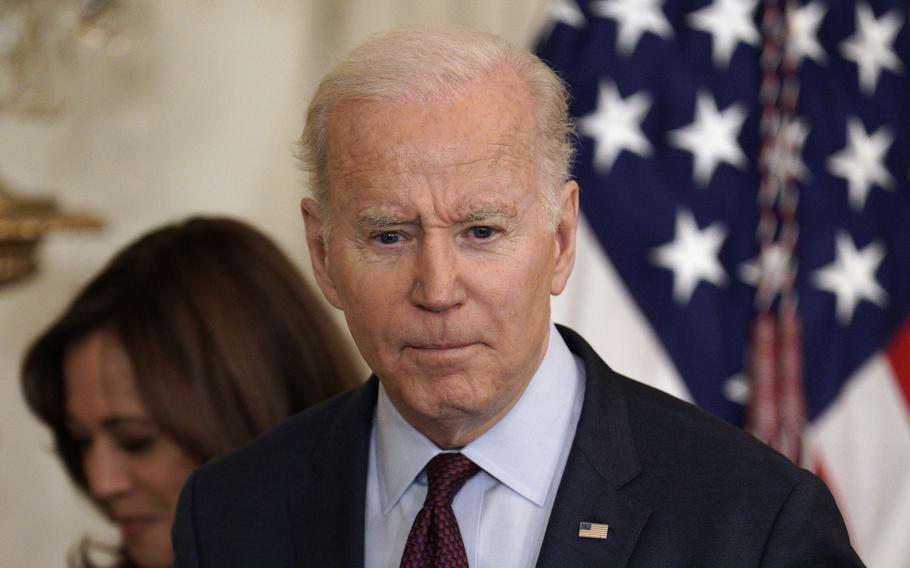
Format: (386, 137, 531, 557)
(408, 342, 476, 350)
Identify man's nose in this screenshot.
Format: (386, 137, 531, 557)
(410, 235, 465, 313)
(84, 439, 132, 502)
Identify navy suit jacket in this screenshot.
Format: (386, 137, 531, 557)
(173, 326, 864, 567)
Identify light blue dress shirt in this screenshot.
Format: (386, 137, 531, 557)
(364, 324, 586, 568)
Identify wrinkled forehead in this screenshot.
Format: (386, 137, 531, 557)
(323, 79, 538, 191)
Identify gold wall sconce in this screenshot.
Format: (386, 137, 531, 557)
(0, 177, 102, 286)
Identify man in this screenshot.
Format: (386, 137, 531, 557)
(173, 28, 863, 567)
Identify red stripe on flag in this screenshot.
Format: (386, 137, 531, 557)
(812, 454, 829, 487)
(886, 317, 910, 421)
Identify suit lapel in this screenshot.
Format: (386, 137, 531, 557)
(283, 330, 649, 567)
(535, 327, 652, 568)
(287, 377, 378, 568)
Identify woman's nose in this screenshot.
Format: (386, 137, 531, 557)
(84, 439, 132, 502)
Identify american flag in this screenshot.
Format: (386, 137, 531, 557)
(578, 521, 610, 539)
(538, 1, 910, 566)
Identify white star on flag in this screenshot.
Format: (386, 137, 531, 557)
(687, 0, 760, 68)
(739, 243, 791, 301)
(812, 231, 888, 325)
(548, 0, 587, 29)
(591, 0, 673, 55)
(766, 117, 811, 197)
(650, 209, 728, 305)
(840, 2, 904, 96)
(723, 373, 750, 405)
(668, 91, 748, 186)
(788, 1, 828, 65)
(579, 81, 653, 174)
(826, 117, 895, 211)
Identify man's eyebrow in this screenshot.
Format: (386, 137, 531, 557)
(356, 211, 409, 231)
(462, 205, 517, 224)
(355, 205, 517, 230)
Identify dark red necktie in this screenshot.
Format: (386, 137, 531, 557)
(399, 453, 480, 568)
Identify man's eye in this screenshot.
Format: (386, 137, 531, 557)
(469, 226, 495, 239)
(374, 232, 402, 245)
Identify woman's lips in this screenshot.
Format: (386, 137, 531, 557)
(117, 517, 156, 538)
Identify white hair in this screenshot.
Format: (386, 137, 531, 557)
(297, 26, 575, 234)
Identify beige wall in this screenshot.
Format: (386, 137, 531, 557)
(0, 1, 549, 564)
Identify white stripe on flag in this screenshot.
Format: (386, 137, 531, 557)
(807, 352, 910, 568)
(552, 216, 692, 402)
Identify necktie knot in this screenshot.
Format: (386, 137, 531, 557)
(400, 453, 479, 568)
(425, 453, 479, 508)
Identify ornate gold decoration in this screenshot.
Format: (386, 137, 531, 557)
(0, 0, 75, 115)
(76, 0, 137, 56)
(0, 0, 137, 115)
(0, 177, 102, 285)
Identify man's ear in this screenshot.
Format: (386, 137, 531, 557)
(551, 180, 579, 296)
(301, 198, 343, 310)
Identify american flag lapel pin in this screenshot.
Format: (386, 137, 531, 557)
(578, 521, 609, 540)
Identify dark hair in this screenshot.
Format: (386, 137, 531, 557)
(21, 216, 360, 566)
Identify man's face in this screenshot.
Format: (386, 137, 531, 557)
(303, 76, 578, 447)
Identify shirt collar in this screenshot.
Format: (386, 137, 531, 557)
(374, 324, 582, 513)
(375, 383, 440, 515)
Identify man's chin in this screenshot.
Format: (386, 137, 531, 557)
(390, 383, 472, 422)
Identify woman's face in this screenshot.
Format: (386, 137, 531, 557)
(63, 329, 198, 568)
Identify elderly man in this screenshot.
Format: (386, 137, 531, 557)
(173, 28, 863, 567)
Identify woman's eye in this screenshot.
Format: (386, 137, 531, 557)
(375, 232, 402, 245)
(469, 226, 495, 239)
(117, 437, 155, 455)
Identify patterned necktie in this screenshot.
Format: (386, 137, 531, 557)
(399, 453, 480, 568)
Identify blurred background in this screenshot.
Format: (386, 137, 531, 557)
(1, 1, 907, 566)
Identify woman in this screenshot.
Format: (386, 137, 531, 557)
(21, 217, 360, 568)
